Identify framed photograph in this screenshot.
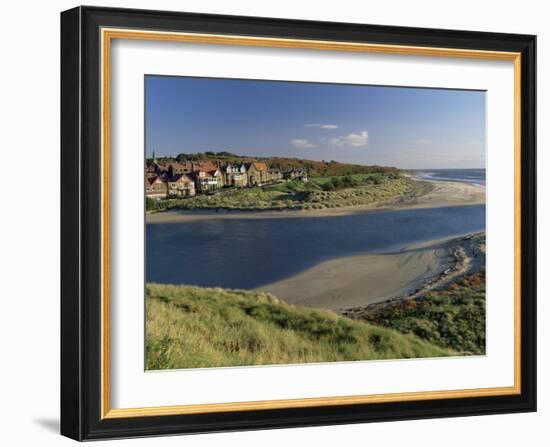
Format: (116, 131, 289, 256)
(60, 6, 536, 441)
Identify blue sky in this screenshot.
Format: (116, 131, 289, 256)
(145, 76, 486, 169)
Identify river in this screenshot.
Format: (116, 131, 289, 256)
(146, 203, 485, 289)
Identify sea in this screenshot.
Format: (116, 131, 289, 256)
(413, 168, 486, 186)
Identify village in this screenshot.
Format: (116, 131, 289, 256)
(145, 153, 308, 199)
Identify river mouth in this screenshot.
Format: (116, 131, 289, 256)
(146, 204, 485, 293)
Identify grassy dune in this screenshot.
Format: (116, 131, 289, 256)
(148, 173, 429, 212)
(145, 283, 452, 370)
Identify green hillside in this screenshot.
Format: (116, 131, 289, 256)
(146, 283, 453, 370)
(155, 151, 400, 177)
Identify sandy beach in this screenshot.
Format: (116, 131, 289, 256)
(254, 233, 484, 310)
(404, 177, 485, 207)
(146, 178, 485, 224)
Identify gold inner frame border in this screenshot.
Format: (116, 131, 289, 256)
(100, 27, 522, 419)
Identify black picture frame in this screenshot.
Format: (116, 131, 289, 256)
(61, 5, 536, 441)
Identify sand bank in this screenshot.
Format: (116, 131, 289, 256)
(146, 179, 485, 224)
(254, 233, 484, 310)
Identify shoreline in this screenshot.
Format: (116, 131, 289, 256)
(147, 178, 485, 224)
(254, 232, 485, 311)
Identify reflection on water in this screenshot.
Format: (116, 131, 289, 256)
(146, 204, 485, 289)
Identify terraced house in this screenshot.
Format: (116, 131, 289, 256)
(145, 175, 167, 199)
(167, 161, 193, 175)
(268, 168, 283, 182)
(284, 168, 308, 182)
(220, 163, 248, 187)
(195, 168, 224, 193)
(146, 155, 307, 198)
(245, 162, 268, 186)
(167, 173, 195, 197)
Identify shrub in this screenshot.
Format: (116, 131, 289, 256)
(366, 270, 486, 355)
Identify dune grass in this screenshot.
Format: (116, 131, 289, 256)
(148, 174, 428, 212)
(146, 283, 453, 370)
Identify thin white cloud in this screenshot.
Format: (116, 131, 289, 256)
(331, 130, 369, 148)
(304, 123, 340, 129)
(291, 138, 316, 149)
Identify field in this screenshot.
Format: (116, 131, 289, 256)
(145, 283, 453, 370)
(147, 172, 430, 212)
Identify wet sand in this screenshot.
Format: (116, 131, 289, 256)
(146, 179, 485, 224)
(340, 232, 485, 318)
(253, 237, 461, 310)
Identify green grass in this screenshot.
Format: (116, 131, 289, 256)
(364, 271, 486, 355)
(311, 172, 395, 188)
(149, 174, 428, 212)
(145, 283, 453, 370)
